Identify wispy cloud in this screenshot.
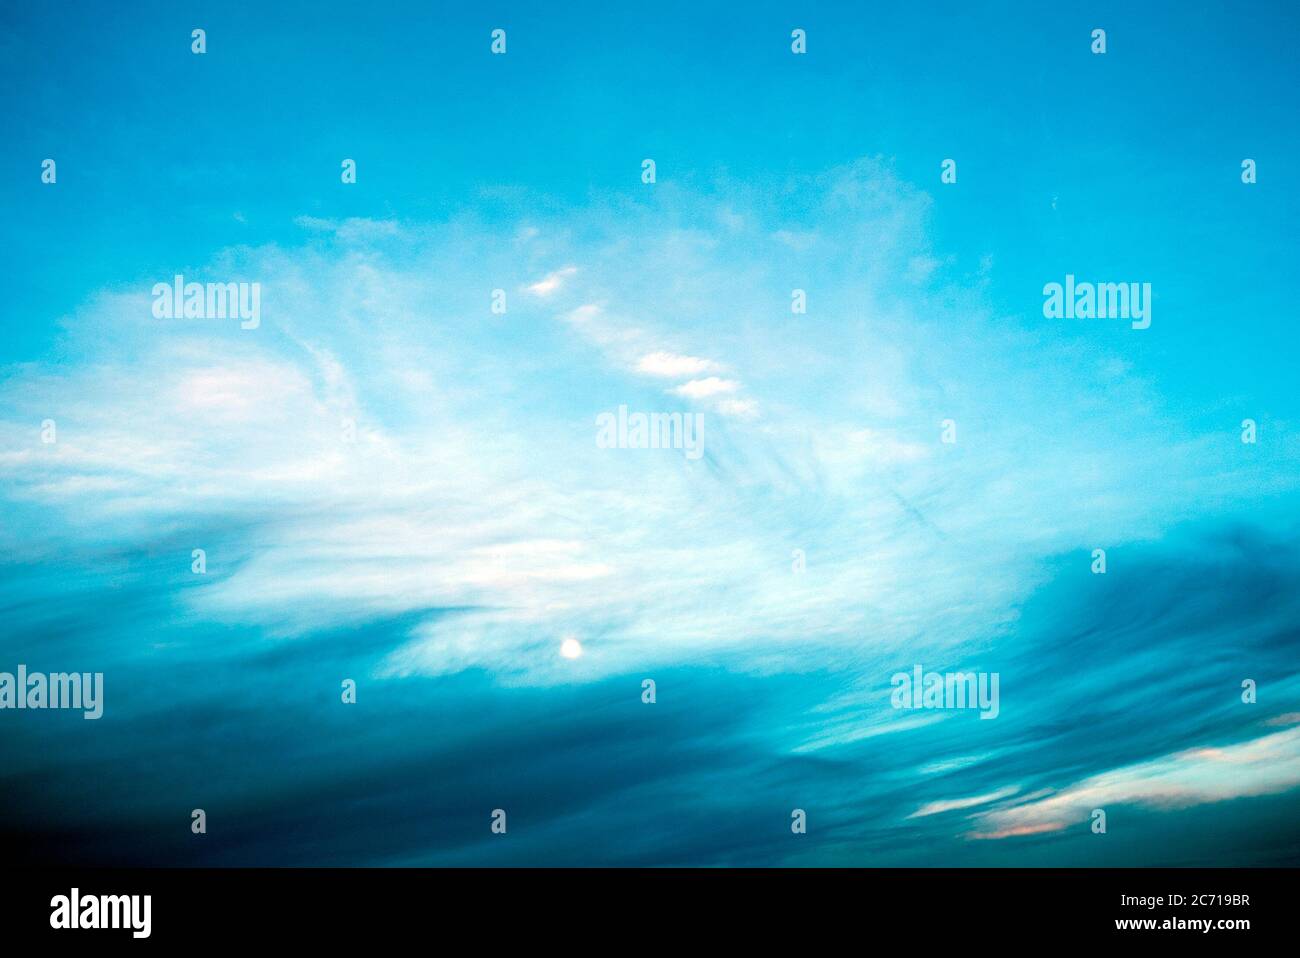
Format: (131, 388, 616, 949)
(2, 159, 1297, 693)
(671, 377, 739, 399)
(526, 267, 578, 297)
(636, 352, 720, 378)
(966, 726, 1300, 839)
(910, 786, 1020, 819)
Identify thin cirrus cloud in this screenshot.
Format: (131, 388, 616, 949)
(964, 724, 1300, 840)
(715, 398, 759, 418)
(908, 786, 1021, 819)
(1, 158, 1292, 684)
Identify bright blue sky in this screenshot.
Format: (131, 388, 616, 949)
(2, 1, 1299, 865)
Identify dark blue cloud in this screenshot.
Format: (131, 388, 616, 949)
(2, 521, 1297, 866)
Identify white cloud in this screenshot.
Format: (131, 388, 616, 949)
(636, 352, 719, 378)
(565, 303, 602, 324)
(526, 267, 577, 297)
(715, 398, 759, 418)
(909, 787, 1020, 818)
(965, 726, 1300, 839)
(846, 427, 928, 464)
(671, 377, 739, 399)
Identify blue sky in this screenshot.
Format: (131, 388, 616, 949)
(1, 1, 1299, 865)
